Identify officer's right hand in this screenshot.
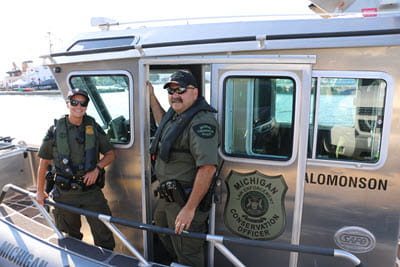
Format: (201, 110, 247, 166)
(175, 206, 195, 234)
(36, 191, 49, 206)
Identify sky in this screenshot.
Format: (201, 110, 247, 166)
(0, 0, 313, 76)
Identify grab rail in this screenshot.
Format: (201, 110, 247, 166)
(0, 184, 64, 238)
(0, 184, 364, 267)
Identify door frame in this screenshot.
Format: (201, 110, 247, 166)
(139, 55, 314, 266)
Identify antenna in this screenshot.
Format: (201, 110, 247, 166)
(47, 32, 53, 54)
(91, 17, 119, 31)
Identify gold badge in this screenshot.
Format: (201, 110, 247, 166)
(86, 125, 94, 135)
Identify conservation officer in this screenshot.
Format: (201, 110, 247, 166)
(36, 88, 115, 250)
(149, 70, 219, 267)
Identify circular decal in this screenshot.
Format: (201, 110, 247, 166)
(241, 191, 268, 218)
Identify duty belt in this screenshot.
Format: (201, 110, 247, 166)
(54, 175, 95, 191)
(154, 180, 191, 207)
(154, 179, 213, 212)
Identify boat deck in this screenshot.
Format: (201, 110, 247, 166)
(0, 192, 166, 267)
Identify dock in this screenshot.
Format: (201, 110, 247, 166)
(0, 90, 61, 95)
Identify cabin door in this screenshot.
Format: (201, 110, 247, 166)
(211, 60, 313, 266)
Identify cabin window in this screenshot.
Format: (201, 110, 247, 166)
(223, 76, 295, 160)
(309, 76, 387, 163)
(67, 36, 135, 52)
(70, 74, 131, 144)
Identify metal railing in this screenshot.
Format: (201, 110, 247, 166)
(0, 184, 364, 267)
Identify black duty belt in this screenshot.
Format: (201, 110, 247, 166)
(54, 175, 96, 191)
(154, 180, 190, 207)
(154, 179, 213, 212)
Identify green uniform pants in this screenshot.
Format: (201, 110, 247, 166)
(154, 199, 209, 267)
(52, 187, 115, 250)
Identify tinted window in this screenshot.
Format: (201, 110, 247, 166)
(224, 76, 295, 160)
(68, 37, 134, 52)
(70, 74, 131, 144)
(310, 77, 386, 163)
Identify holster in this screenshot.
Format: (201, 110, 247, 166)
(155, 180, 188, 207)
(54, 175, 72, 191)
(45, 167, 56, 194)
(198, 175, 218, 212)
(96, 168, 106, 189)
(198, 190, 213, 212)
(154, 179, 216, 211)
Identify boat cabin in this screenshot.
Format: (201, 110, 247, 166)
(1, 1, 400, 266)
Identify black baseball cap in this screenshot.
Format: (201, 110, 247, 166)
(68, 88, 89, 101)
(163, 70, 198, 89)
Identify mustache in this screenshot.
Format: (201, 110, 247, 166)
(171, 98, 183, 103)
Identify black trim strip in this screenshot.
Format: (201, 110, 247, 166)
(141, 36, 256, 49)
(66, 36, 135, 52)
(266, 28, 400, 40)
(49, 28, 400, 57)
(50, 45, 136, 57)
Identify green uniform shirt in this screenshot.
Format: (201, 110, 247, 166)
(38, 118, 113, 172)
(155, 110, 219, 185)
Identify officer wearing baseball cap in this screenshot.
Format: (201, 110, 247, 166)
(68, 88, 90, 101)
(148, 70, 219, 266)
(163, 70, 198, 89)
(36, 88, 115, 250)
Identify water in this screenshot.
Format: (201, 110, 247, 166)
(0, 93, 66, 145)
(0, 89, 167, 146)
(0, 93, 355, 146)
(318, 94, 355, 127)
(275, 94, 354, 126)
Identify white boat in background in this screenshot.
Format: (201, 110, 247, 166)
(2, 61, 58, 91)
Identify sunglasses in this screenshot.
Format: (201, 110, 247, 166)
(69, 99, 89, 107)
(166, 86, 195, 95)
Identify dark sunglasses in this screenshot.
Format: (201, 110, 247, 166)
(166, 86, 195, 95)
(69, 99, 89, 107)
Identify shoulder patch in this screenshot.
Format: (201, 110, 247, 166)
(193, 123, 216, 138)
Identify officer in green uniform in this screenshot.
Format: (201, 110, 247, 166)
(36, 88, 115, 250)
(149, 70, 219, 267)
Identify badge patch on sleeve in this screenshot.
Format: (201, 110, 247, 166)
(193, 123, 216, 138)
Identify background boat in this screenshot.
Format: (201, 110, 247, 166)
(1, 61, 58, 91)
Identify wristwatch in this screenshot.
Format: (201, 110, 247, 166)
(96, 165, 104, 172)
